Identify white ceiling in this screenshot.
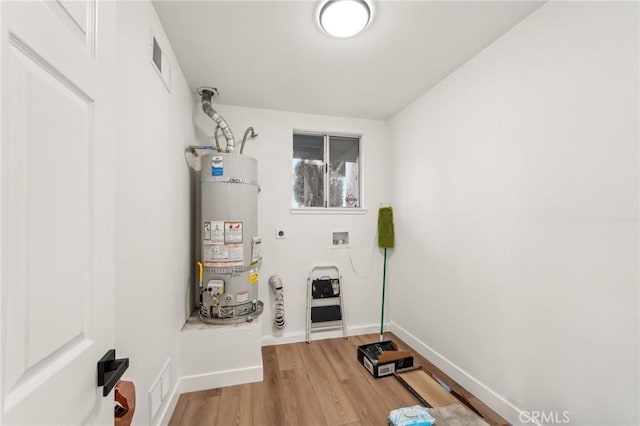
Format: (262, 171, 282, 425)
(153, 0, 543, 120)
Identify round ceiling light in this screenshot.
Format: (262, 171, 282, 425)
(319, 0, 372, 38)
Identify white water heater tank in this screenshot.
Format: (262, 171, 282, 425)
(199, 152, 263, 324)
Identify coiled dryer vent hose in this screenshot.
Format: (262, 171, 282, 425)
(269, 275, 286, 329)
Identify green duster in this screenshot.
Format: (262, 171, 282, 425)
(378, 207, 395, 248)
(377, 207, 394, 341)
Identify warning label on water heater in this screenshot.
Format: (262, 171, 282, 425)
(251, 237, 262, 263)
(211, 221, 224, 244)
(204, 244, 228, 261)
(203, 243, 244, 266)
(224, 222, 243, 244)
(203, 221, 211, 240)
(236, 291, 249, 303)
(203, 220, 244, 267)
(203, 221, 224, 243)
(227, 244, 243, 262)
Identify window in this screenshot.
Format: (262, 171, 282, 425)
(292, 132, 361, 209)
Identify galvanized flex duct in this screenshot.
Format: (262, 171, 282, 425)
(269, 275, 286, 329)
(199, 87, 236, 153)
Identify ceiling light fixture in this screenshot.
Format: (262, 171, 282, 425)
(319, 0, 372, 38)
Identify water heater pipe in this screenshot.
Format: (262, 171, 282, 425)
(240, 127, 258, 154)
(187, 145, 216, 156)
(198, 87, 236, 153)
(197, 261, 204, 303)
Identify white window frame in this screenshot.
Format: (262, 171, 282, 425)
(291, 130, 366, 214)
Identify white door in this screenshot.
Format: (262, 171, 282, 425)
(0, 0, 117, 425)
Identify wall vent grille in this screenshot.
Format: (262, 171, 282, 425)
(149, 358, 172, 420)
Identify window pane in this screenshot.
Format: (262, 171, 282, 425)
(329, 136, 359, 208)
(292, 134, 324, 208)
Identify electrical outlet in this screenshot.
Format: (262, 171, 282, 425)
(275, 228, 286, 239)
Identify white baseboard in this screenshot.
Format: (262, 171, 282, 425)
(178, 364, 263, 394)
(156, 365, 263, 426)
(261, 323, 380, 346)
(389, 321, 530, 426)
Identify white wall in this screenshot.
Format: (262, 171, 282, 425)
(115, 2, 194, 425)
(388, 2, 638, 425)
(192, 105, 392, 344)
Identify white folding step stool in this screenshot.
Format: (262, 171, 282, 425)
(306, 265, 347, 343)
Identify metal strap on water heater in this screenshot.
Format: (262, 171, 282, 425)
(201, 176, 261, 192)
(204, 259, 262, 274)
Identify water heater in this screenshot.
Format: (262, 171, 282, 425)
(199, 152, 263, 324)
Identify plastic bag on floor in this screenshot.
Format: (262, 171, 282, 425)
(388, 405, 435, 426)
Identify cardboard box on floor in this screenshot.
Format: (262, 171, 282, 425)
(357, 340, 414, 378)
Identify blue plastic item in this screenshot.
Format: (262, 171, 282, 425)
(387, 405, 435, 426)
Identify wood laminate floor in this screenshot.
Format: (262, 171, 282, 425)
(168, 333, 509, 426)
